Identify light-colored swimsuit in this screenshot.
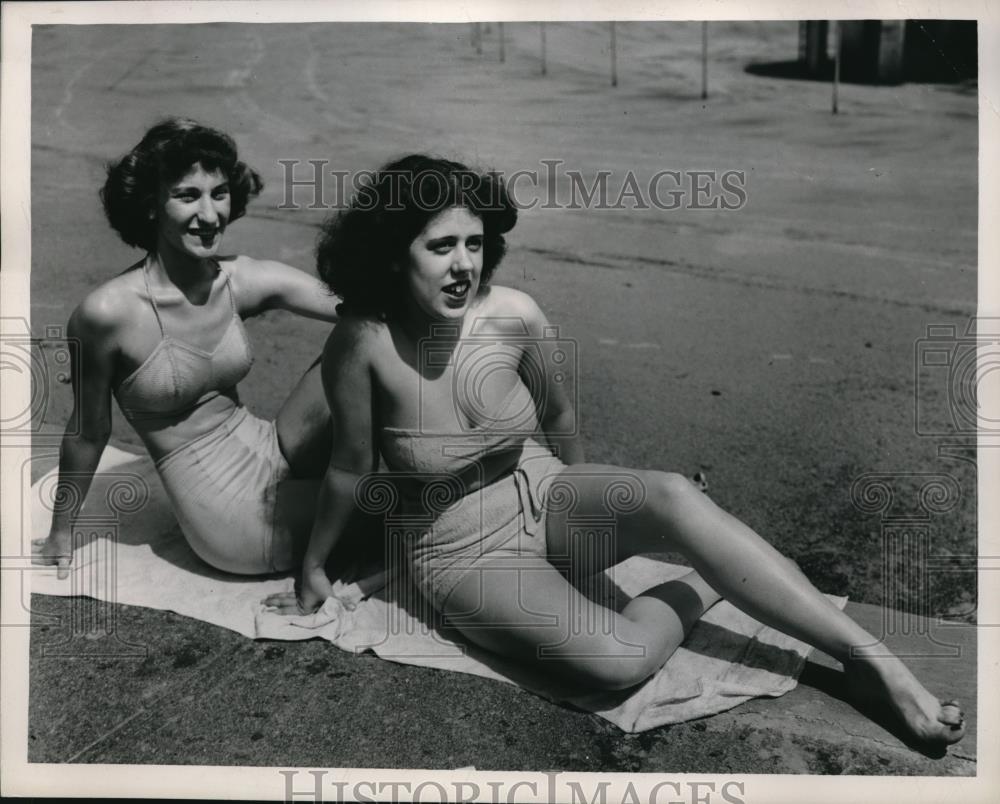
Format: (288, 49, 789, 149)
(113, 263, 317, 574)
(378, 381, 566, 609)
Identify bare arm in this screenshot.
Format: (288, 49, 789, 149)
(265, 317, 379, 614)
(229, 257, 340, 322)
(516, 291, 585, 465)
(33, 297, 119, 576)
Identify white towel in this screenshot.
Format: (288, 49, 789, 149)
(29, 446, 846, 733)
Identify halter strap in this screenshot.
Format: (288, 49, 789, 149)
(142, 258, 167, 337)
(217, 261, 239, 316)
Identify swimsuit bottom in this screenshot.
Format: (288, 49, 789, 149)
(155, 406, 319, 574)
(395, 438, 567, 610)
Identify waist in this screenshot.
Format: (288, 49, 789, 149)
(390, 442, 523, 503)
(380, 439, 563, 553)
(123, 389, 243, 462)
(384, 438, 560, 516)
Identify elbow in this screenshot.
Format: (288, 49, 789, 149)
(323, 462, 368, 497)
(67, 425, 111, 451)
(542, 406, 576, 432)
(91, 425, 112, 445)
(328, 443, 377, 478)
(84, 425, 112, 447)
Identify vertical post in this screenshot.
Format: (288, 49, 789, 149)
(475, 22, 482, 56)
(832, 20, 841, 114)
(499, 21, 506, 63)
(540, 21, 547, 75)
(610, 21, 618, 87)
(701, 21, 708, 99)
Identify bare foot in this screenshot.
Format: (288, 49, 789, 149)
(844, 649, 965, 747)
(31, 534, 72, 579)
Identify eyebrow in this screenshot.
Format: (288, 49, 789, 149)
(426, 232, 483, 243)
(170, 181, 230, 194)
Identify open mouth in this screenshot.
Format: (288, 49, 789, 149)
(189, 228, 221, 240)
(442, 278, 471, 299)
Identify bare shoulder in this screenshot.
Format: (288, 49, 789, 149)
(321, 314, 388, 371)
(70, 274, 139, 339)
(475, 285, 548, 332)
(219, 253, 324, 315)
(221, 253, 276, 275)
(222, 253, 313, 282)
(218, 253, 268, 292)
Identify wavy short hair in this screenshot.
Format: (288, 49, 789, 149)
(100, 118, 263, 251)
(316, 154, 518, 319)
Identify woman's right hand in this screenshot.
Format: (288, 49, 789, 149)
(263, 566, 334, 616)
(31, 530, 73, 579)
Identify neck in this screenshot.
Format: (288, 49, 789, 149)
(149, 242, 218, 290)
(399, 300, 464, 348)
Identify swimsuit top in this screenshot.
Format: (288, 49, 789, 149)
(113, 261, 254, 437)
(379, 379, 541, 491)
(377, 380, 554, 533)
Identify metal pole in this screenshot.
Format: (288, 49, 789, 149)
(610, 21, 618, 87)
(540, 22, 547, 75)
(832, 21, 841, 114)
(499, 21, 505, 63)
(701, 21, 708, 99)
(474, 22, 482, 56)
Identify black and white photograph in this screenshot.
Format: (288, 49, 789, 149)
(1, 1, 997, 801)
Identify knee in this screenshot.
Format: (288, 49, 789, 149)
(646, 471, 700, 509)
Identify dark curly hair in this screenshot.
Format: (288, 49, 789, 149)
(100, 118, 263, 251)
(316, 154, 517, 319)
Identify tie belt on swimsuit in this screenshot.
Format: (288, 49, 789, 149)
(512, 464, 545, 540)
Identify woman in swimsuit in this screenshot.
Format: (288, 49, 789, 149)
(32, 118, 339, 577)
(265, 154, 966, 749)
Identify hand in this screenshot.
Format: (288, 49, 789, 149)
(263, 567, 334, 616)
(32, 530, 73, 579)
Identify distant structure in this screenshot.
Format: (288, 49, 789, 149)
(798, 20, 977, 84)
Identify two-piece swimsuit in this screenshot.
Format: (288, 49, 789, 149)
(377, 380, 567, 610)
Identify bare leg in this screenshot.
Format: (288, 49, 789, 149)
(543, 465, 965, 747)
(275, 357, 332, 478)
(441, 558, 719, 690)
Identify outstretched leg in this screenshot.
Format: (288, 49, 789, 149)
(543, 465, 965, 747)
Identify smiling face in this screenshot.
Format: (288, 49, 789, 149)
(155, 162, 231, 261)
(402, 206, 485, 324)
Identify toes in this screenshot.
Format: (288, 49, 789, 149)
(938, 700, 965, 727)
(939, 713, 965, 729)
(932, 700, 966, 743)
